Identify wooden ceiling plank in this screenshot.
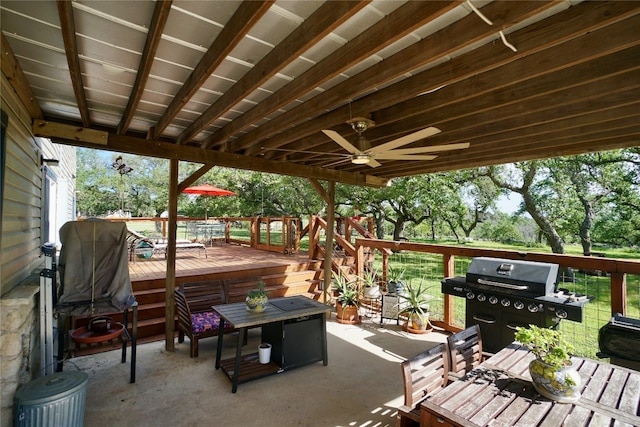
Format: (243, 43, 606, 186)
(373, 15, 640, 129)
(369, 137, 640, 178)
(384, 134, 640, 178)
(32, 120, 388, 188)
(0, 33, 43, 119)
(152, 1, 273, 141)
(359, 54, 640, 149)
(117, 0, 173, 135)
(56, 0, 91, 127)
(431, 92, 640, 149)
(374, 123, 640, 176)
(188, 0, 369, 148)
(247, 2, 640, 155)
(240, 1, 638, 155)
(212, 0, 462, 151)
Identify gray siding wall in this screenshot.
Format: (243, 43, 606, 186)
(1, 72, 76, 426)
(1, 72, 43, 294)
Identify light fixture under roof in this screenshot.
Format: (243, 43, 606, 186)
(351, 154, 371, 164)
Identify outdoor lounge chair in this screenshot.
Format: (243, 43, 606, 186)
(126, 229, 207, 262)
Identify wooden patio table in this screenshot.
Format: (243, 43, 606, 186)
(420, 342, 640, 426)
(213, 296, 331, 392)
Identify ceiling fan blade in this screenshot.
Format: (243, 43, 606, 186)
(387, 142, 470, 155)
(366, 159, 382, 168)
(266, 147, 349, 157)
(374, 153, 437, 161)
(322, 129, 359, 154)
(368, 126, 441, 155)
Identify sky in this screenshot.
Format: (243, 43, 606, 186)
(497, 193, 522, 214)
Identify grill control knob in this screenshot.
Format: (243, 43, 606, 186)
(528, 303, 540, 313)
(501, 298, 511, 307)
(466, 291, 475, 300)
(555, 309, 568, 319)
(477, 294, 486, 302)
(514, 301, 524, 310)
(489, 296, 498, 305)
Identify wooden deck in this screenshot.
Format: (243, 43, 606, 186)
(67, 244, 326, 351)
(129, 243, 315, 284)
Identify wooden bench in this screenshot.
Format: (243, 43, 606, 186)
(175, 281, 245, 357)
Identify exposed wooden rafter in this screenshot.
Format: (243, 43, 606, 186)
(56, 0, 91, 127)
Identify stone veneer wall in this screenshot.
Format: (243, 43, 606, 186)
(0, 272, 41, 427)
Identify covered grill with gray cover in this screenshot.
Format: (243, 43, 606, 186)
(56, 220, 136, 316)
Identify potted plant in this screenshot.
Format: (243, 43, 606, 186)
(246, 280, 269, 313)
(333, 272, 361, 324)
(361, 268, 381, 299)
(514, 324, 582, 402)
(387, 266, 406, 295)
(396, 279, 435, 333)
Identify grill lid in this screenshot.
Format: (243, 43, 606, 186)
(466, 257, 559, 297)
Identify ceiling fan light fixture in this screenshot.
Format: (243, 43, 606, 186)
(351, 154, 371, 164)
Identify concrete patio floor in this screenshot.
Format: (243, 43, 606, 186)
(69, 313, 449, 427)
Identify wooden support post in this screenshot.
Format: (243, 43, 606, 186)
(443, 254, 456, 329)
(610, 272, 626, 316)
(323, 182, 335, 304)
(165, 159, 178, 351)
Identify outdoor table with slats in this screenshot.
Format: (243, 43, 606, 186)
(213, 296, 331, 393)
(420, 342, 640, 426)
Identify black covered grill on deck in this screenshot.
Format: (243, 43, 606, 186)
(442, 257, 589, 353)
(598, 314, 640, 371)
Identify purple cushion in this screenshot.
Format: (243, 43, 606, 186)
(191, 311, 221, 334)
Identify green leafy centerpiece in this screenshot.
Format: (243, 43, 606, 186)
(514, 324, 582, 402)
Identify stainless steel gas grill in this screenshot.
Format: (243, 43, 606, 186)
(442, 257, 589, 353)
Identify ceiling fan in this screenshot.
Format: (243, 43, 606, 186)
(319, 118, 470, 168)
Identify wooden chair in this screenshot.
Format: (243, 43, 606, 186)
(175, 281, 243, 357)
(447, 324, 492, 379)
(398, 343, 449, 427)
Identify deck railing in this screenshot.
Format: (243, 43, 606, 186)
(354, 238, 640, 359)
(108, 216, 302, 254)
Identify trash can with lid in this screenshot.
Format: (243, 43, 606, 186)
(13, 371, 88, 427)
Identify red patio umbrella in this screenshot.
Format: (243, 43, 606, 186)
(182, 184, 236, 220)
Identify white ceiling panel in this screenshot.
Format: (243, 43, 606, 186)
(74, 0, 155, 29)
(227, 37, 273, 70)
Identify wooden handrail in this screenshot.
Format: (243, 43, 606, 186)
(355, 238, 640, 324)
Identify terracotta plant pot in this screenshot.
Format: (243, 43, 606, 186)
(336, 302, 360, 324)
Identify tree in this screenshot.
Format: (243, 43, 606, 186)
(479, 162, 566, 254)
